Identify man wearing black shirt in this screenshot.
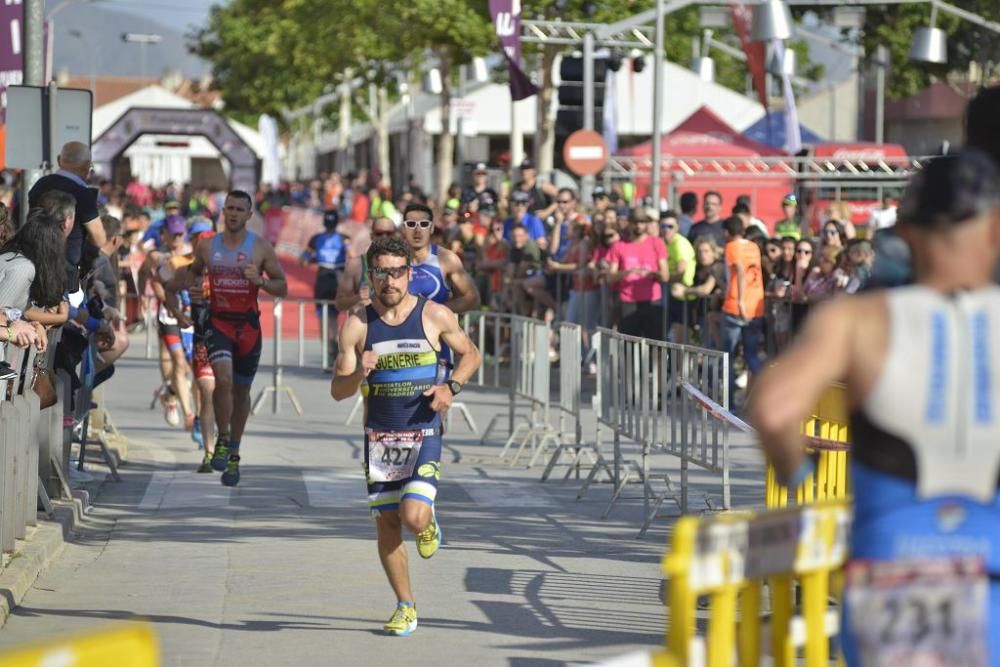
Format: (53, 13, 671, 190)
(514, 158, 555, 219)
(686, 190, 726, 248)
(461, 162, 499, 210)
(28, 141, 106, 291)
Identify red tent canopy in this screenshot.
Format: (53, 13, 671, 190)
(621, 106, 786, 158)
(618, 107, 793, 228)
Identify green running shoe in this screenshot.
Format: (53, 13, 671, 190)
(383, 602, 417, 636)
(416, 509, 441, 559)
(221, 454, 241, 487)
(197, 450, 213, 473)
(210, 438, 230, 472)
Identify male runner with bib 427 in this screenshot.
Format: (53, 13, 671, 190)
(332, 236, 481, 637)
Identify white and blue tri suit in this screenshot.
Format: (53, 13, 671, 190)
(409, 245, 453, 374)
(303, 230, 347, 314)
(363, 297, 443, 514)
(842, 286, 1000, 665)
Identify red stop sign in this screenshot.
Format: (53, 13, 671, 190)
(562, 129, 608, 177)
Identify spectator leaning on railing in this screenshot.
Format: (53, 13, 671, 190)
(719, 215, 765, 409)
(603, 207, 669, 339)
(660, 209, 696, 343)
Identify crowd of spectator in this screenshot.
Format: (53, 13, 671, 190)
(0, 148, 895, 417)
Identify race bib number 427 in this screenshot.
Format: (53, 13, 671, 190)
(846, 557, 989, 667)
(367, 431, 424, 483)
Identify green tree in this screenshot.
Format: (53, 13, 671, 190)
(845, 3, 1000, 99)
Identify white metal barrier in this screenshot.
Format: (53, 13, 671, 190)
(0, 344, 41, 559)
(579, 328, 730, 536)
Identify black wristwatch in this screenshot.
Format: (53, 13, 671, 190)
(446, 380, 463, 396)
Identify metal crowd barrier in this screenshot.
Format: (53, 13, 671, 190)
(538, 322, 589, 478)
(662, 500, 851, 667)
(464, 312, 554, 465)
(579, 328, 730, 536)
(0, 344, 41, 560)
(73, 334, 122, 482)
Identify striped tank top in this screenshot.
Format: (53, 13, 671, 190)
(364, 297, 441, 432)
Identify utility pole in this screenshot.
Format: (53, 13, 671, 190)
(650, 0, 666, 207)
(581, 31, 595, 202)
(20, 0, 46, 226)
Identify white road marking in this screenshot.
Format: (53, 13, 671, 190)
(302, 470, 366, 508)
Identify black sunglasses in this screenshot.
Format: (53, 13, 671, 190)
(369, 266, 410, 280)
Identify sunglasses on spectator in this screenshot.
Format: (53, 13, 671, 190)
(369, 266, 410, 280)
(661, 223, 677, 230)
(824, 228, 839, 236)
(796, 248, 812, 255)
(557, 199, 573, 204)
(373, 230, 395, 238)
(403, 219, 432, 230)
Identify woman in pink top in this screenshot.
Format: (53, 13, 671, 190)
(603, 208, 669, 339)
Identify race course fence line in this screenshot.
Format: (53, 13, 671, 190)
(579, 328, 731, 536)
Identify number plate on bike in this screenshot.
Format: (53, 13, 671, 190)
(846, 556, 988, 667)
(367, 430, 424, 483)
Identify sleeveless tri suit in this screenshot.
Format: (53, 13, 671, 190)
(205, 232, 262, 385)
(842, 286, 1000, 666)
(408, 244, 453, 371)
(362, 297, 443, 514)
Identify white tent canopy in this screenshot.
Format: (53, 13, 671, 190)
(92, 85, 269, 187)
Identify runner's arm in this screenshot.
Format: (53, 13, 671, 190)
(432, 305, 481, 386)
(256, 242, 289, 298)
(163, 265, 192, 321)
(748, 297, 854, 482)
(334, 258, 364, 312)
(440, 248, 480, 314)
(331, 310, 366, 400)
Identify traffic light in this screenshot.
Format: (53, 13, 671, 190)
(556, 55, 608, 136)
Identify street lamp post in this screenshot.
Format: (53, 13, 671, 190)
(68, 29, 96, 98)
(121, 32, 162, 86)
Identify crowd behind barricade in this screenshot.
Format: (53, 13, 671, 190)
(0, 150, 898, 428)
(264, 160, 897, 413)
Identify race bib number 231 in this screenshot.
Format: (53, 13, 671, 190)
(846, 556, 989, 667)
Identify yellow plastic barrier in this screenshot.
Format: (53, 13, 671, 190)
(765, 384, 851, 508)
(663, 501, 851, 667)
(0, 624, 158, 667)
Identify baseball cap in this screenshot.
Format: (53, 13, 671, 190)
(633, 207, 659, 223)
(445, 198, 461, 212)
(782, 193, 798, 206)
(592, 186, 608, 200)
(164, 214, 187, 235)
(511, 190, 531, 204)
(189, 218, 213, 235)
(323, 209, 339, 228)
(164, 200, 180, 210)
(519, 158, 535, 170)
(899, 150, 1000, 229)
(474, 162, 488, 173)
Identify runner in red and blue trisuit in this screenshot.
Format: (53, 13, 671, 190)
(176, 191, 288, 487)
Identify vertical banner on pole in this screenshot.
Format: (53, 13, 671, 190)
(0, 0, 24, 168)
(729, 1, 769, 111)
(488, 0, 537, 101)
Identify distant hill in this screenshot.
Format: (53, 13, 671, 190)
(51, 3, 210, 80)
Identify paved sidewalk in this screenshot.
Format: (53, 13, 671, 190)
(0, 349, 766, 666)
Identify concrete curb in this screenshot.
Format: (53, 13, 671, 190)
(0, 497, 89, 628)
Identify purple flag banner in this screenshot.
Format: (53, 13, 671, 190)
(0, 2, 24, 123)
(489, 0, 537, 101)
